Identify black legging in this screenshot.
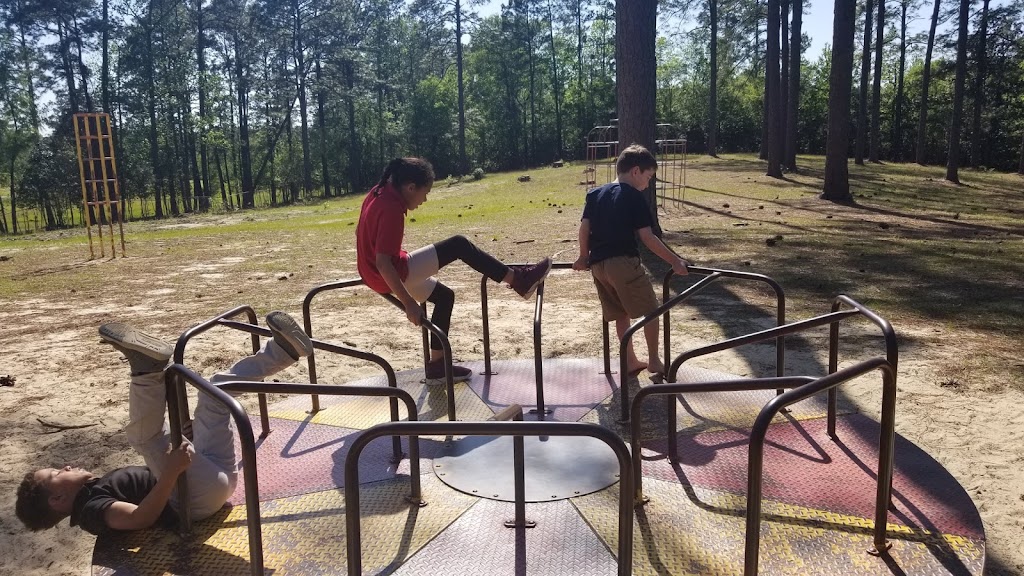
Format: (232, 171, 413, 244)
(433, 235, 509, 283)
(425, 235, 511, 352)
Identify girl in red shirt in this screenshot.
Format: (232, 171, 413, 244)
(356, 157, 551, 384)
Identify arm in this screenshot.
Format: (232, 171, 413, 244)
(637, 227, 689, 276)
(103, 444, 191, 531)
(572, 219, 591, 271)
(376, 253, 422, 326)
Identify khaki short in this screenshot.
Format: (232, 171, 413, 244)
(590, 256, 659, 319)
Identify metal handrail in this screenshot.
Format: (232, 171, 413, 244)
(745, 358, 897, 575)
(165, 365, 420, 576)
(344, 420, 634, 576)
(661, 267, 787, 385)
(218, 319, 406, 461)
(302, 278, 460, 421)
(629, 375, 817, 497)
(826, 295, 898, 437)
(615, 272, 723, 421)
(666, 309, 861, 385)
(627, 358, 895, 576)
(478, 261, 572, 387)
(488, 405, 532, 528)
(170, 305, 261, 532)
(666, 295, 896, 435)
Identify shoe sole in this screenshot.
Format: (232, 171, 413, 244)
(266, 311, 314, 358)
(521, 258, 553, 298)
(424, 372, 473, 387)
(98, 323, 173, 361)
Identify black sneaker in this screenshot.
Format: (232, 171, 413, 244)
(510, 257, 552, 298)
(266, 311, 313, 360)
(99, 323, 172, 374)
(424, 359, 473, 386)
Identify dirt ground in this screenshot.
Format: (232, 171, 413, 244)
(1, 164, 1023, 575)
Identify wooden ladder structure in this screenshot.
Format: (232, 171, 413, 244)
(73, 112, 125, 258)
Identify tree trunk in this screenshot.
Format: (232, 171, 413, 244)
(292, 0, 312, 197)
(708, 0, 719, 157)
(315, 55, 331, 198)
(822, 0, 857, 201)
(57, 20, 81, 113)
(233, 29, 255, 208)
(7, 153, 15, 234)
(784, 0, 802, 170)
(615, 0, 660, 233)
(72, 18, 94, 112)
(455, 0, 469, 173)
(945, 0, 969, 184)
(969, 0, 989, 168)
(892, 0, 908, 161)
(855, 0, 873, 165)
(525, 1, 537, 165)
(215, 148, 229, 207)
(145, 10, 163, 218)
(17, 23, 40, 132)
(869, 0, 883, 162)
(780, 0, 789, 165)
(916, 0, 940, 165)
(547, 2, 564, 160)
(196, 0, 211, 211)
(101, 0, 110, 114)
(1018, 131, 1024, 174)
(345, 59, 360, 195)
(765, 0, 783, 177)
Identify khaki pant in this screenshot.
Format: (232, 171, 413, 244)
(590, 255, 659, 319)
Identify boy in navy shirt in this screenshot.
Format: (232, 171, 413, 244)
(573, 144, 690, 381)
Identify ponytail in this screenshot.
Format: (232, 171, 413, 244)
(377, 157, 435, 190)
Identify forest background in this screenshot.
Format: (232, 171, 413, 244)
(0, 0, 1023, 233)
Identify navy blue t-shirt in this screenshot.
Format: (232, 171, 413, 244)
(69, 466, 177, 535)
(581, 182, 654, 265)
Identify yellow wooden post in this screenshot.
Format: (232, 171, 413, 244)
(73, 113, 126, 258)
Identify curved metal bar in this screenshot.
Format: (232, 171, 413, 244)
(532, 282, 549, 416)
(744, 358, 897, 575)
(345, 420, 634, 576)
(301, 278, 456, 424)
(165, 364, 263, 576)
(628, 376, 817, 492)
(302, 277, 369, 412)
(165, 367, 425, 576)
(827, 296, 900, 437)
(662, 267, 787, 384)
(480, 275, 494, 375)
(219, 319, 405, 460)
(666, 309, 861, 383)
(169, 305, 260, 534)
(380, 293, 458, 421)
(478, 262, 573, 372)
(216, 380, 422, 500)
(618, 273, 722, 421)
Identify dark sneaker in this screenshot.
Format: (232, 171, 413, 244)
(99, 323, 172, 374)
(510, 257, 552, 298)
(266, 311, 313, 361)
(424, 359, 473, 386)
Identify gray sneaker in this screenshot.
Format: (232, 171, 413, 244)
(266, 311, 313, 360)
(99, 323, 172, 374)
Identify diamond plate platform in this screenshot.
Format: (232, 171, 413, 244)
(93, 358, 985, 575)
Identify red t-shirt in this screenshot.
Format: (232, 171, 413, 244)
(356, 182, 409, 293)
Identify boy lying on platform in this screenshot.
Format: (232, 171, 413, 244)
(15, 312, 313, 535)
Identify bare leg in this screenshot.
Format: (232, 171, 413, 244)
(615, 317, 647, 374)
(644, 318, 664, 376)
